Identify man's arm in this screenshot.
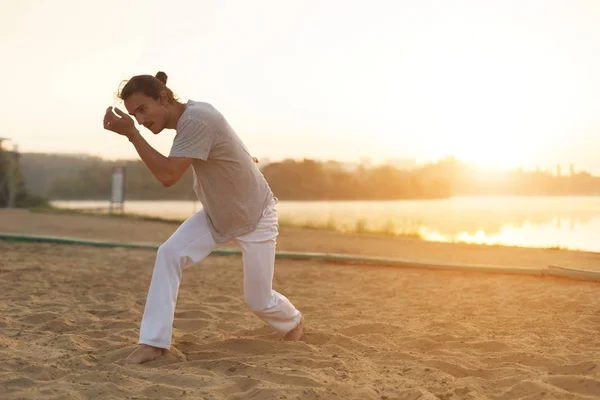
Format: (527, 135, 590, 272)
(103, 107, 193, 187)
(128, 130, 193, 187)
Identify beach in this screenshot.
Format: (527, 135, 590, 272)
(1, 209, 600, 399)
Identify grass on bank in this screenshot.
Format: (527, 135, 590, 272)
(278, 216, 423, 239)
(29, 204, 424, 239)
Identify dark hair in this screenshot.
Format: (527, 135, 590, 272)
(118, 71, 177, 103)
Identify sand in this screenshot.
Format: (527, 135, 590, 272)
(1, 209, 600, 399)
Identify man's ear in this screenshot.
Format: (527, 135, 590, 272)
(160, 90, 169, 105)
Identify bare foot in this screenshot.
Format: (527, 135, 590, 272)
(284, 316, 304, 341)
(122, 345, 166, 364)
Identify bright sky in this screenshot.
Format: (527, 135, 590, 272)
(2, 0, 600, 172)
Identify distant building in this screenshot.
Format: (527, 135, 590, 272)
(321, 160, 342, 172)
(384, 158, 417, 171)
(360, 157, 373, 169)
(339, 161, 361, 172)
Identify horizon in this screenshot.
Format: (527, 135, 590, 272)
(3, 1, 600, 173)
(16, 149, 596, 177)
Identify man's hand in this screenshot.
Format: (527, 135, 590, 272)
(103, 107, 138, 139)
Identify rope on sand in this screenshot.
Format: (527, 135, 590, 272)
(1, 233, 599, 283)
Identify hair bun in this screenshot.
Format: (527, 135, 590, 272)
(155, 71, 168, 85)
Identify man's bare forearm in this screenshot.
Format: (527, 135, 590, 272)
(128, 130, 176, 186)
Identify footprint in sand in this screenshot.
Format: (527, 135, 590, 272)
(204, 295, 240, 304)
(498, 380, 555, 399)
(339, 322, 402, 337)
(40, 317, 77, 333)
(174, 318, 209, 332)
(103, 321, 138, 330)
(139, 384, 188, 398)
(423, 359, 489, 379)
(546, 375, 600, 397)
(20, 312, 60, 324)
(174, 310, 213, 319)
(551, 361, 598, 375)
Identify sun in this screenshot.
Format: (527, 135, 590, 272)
(452, 141, 530, 169)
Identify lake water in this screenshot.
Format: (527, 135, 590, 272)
(50, 196, 600, 253)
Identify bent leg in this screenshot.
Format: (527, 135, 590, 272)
(235, 199, 302, 337)
(236, 238, 302, 336)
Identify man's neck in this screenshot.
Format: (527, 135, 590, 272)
(166, 102, 187, 129)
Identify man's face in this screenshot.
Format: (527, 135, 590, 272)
(124, 92, 167, 134)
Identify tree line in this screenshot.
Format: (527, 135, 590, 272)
(18, 155, 451, 201)
(8, 152, 600, 204)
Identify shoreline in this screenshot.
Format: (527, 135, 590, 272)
(2, 208, 600, 274)
(26, 204, 597, 253)
(30, 204, 588, 253)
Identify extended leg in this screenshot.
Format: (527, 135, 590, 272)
(124, 210, 218, 364)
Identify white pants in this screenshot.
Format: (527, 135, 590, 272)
(138, 198, 302, 349)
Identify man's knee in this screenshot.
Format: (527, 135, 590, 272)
(157, 240, 181, 265)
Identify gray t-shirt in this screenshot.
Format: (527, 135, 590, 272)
(169, 100, 273, 243)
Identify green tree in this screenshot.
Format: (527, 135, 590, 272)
(0, 143, 47, 208)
